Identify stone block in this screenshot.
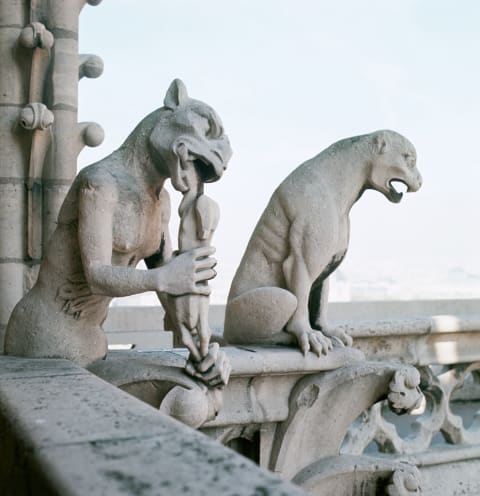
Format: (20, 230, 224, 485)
(0, 262, 24, 326)
(0, 182, 26, 258)
(0, 108, 31, 177)
(0, 26, 29, 105)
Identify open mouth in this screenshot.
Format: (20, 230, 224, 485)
(193, 157, 221, 183)
(388, 179, 408, 203)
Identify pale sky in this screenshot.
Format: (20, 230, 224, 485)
(78, 1, 480, 303)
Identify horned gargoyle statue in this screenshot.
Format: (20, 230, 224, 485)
(224, 130, 422, 355)
(5, 79, 233, 387)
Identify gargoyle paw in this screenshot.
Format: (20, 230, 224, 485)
(316, 324, 353, 347)
(185, 342, 231, 389)
(289, 327, 332, 357)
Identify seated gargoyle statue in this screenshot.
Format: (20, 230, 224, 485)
(5, 79, 233, 373)
(224, 130, 422, 356)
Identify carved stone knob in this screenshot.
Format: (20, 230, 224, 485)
(159, 386, 209, 428)
(20, 103, 54, 131)
(81, 122, 105, 147)
(79, 54, 104, 80)
(19, 23, 54, 50)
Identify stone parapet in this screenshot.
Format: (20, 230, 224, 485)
(91, 346, 423, 494)
(0, 355, 305, 496)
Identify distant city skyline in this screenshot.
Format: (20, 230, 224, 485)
(78, 1, 480, 304)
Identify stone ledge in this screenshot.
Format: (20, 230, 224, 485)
(100, 345, 364, 381)
(88, 346, 365, 429)
(346, 319, 480, 365)
(0, 355, 305, 496)
(337, 314, 480, 338)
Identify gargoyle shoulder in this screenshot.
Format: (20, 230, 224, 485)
(77, 165, 119, 204)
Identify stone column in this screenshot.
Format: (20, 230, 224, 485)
(42, 0, 104, 244)
(0, 1, 31, 351)
(0, 0, 103, 350)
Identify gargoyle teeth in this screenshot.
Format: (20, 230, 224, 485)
(388, 179, 407, 203)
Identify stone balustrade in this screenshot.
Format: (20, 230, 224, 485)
(339, 315, 480, 495)
(2, 313, 480, 494)
(99, 311, 480, 495)
(89, 345, 424, 494)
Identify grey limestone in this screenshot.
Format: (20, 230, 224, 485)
(0, 355, 305, 496)
(0, 0, 104, 344)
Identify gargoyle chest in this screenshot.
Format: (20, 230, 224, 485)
(112, 199, 163, 260)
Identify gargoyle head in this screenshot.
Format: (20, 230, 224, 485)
(149, 79, 232, 192)
(368, 130, 422, 203)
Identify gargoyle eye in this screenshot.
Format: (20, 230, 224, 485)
(206, 117, 223, 139)
(403, 153, 415, 168)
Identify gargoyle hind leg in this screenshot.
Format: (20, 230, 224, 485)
(282, 251, 333, 356)
(224, 287, 297, 346)
(309, 279, 353, 347)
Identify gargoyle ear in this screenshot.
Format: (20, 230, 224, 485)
(372, 131, 387, 154)
(164, 79, 189, 110)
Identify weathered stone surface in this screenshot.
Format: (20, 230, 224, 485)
(5, 79, 231, 370)
(0, 355, 89, 379)
(406, 448, 480, 496)
(91, 346, 425, 493)
(29, 436, 305, 496)
(341, 316, 480, 365)
(94, 346, 365, 386)
(225, 130, 422, 356)
(90, 346, 365, 430)
(0, 356, 305, 496)
(292, 456, 421, 496)
(0, 263, 25, 353)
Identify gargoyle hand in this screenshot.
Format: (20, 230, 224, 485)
(155, 246, 217, 296)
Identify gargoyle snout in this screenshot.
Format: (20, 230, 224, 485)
(215, 135, 233, 170)
(407, 171, 423, 193)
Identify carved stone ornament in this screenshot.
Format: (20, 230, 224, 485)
(225, 130, 422, 357)
(19, 103, 54, 131)
(5, 79, 232, 370)
(342, 362, 480, 456)
(388, 366, 423, 414)
(387, 464, 422, 496)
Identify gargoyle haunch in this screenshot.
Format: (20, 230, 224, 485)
(224, 130, 422, 356)
(5, 79, 232, 368)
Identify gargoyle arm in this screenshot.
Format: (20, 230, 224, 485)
(78, 182, 159, 297)
(145, 189, 173, 269)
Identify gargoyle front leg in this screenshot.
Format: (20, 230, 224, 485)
(310, 278, 353, 347)
(282, 239, 332, 356)
(309, 277, 329, 331)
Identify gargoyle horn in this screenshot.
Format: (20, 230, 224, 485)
(164, 78, 189, 110)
